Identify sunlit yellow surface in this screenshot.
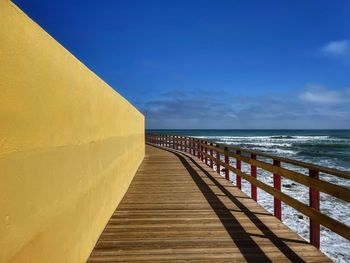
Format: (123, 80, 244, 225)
(0, 1, 145, 262)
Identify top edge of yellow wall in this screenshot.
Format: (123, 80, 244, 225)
(7, 0, 144, 117)
(1, 0, 145, 156)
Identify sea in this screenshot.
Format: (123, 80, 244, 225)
(147, 129, 350, 263)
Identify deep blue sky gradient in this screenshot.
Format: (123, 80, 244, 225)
(14, 0, 350, 128)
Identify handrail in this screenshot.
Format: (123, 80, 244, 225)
(145, 133, 350, 249)
(153, 135, 350, 180)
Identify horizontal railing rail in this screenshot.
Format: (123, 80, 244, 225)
(145, 133, 350, 249)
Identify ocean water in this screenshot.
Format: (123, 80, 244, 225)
(147, 129, 350, 262)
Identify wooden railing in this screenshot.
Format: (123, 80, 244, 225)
(146, 134, 350, 249)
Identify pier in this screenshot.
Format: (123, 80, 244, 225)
(2, 2, 350, 261)
(88, 135, 350, 262)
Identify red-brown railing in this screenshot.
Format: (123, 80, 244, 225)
(146, 134, 350, 249)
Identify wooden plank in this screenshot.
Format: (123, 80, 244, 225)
(195, 138, 350, 180)
(223, 161, 350, 240)
(198, 145, 350, 204)
(87, 144, 331, 262)
(200, 150, 350, 237)
(229, 152, 350, 203)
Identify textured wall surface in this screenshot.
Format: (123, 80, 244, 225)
(0, 1, 145, 262)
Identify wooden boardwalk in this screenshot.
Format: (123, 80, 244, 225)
(87, 144, 331, 262)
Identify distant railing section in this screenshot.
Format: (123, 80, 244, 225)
(146, 134, 350, 249)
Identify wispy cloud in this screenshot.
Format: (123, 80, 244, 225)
(300, 84, 350, 104)
(140, 86, 350, 129)
(142, 92, 238, 129)
(321, 40, 350, 58)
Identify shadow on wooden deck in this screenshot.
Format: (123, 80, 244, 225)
(165, 146, 306, 262)
(87, 144, 331, 262)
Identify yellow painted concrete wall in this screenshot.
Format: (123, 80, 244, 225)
(0, 1, 145, 262)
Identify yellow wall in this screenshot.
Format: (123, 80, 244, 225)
(0, 1, 145, 262)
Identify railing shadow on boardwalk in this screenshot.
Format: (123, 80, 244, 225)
(149, 144, 307, 263)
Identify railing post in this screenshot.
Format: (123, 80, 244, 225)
(216, 144, 220, 174)
(309, 169, 320, 249)
(201, 141, 204, 162)
(187, 138, 189, 154)
(204, 141, 208, 165)
(236, 150, 241, 189)
(199, 140, 201, 160)
(184, 137, 187, 153)
(224, 146, 229, 180)
(194, 138, 197, 156)
(193, 138, 196, 156)
(251, 154, 257, 201)
(197, 139, 200, 159)
(190, 138, 193, 155)
(210, 143, 214, 169)
(172, 135, 175, 149)
(273, 160, 282, 220)
(198, 140, 200, 159)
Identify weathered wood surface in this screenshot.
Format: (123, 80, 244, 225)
(87, 144, 331, 262)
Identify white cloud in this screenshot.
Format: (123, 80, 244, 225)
(300, 84, 350, 104)
(143, 88, 350, 129)
(321, 40, 350, 57)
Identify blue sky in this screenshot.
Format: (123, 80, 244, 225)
(14, 0, 350, 129)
